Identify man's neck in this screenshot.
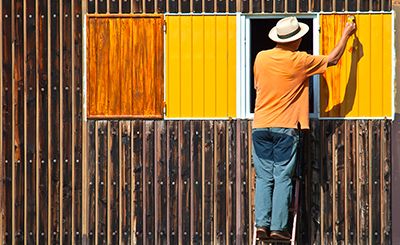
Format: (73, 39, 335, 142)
(276, 43, 298, 51)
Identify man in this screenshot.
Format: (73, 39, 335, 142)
(253, 16, 356, 240)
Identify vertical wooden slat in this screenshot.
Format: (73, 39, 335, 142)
(132, 0, 142, 13)
(155, 121, 167, 244)
(193, 0, 202, 12)
(73, 0, 83, 243)
(131, 120, 143, 244)
(11, 1, 15, 243)
(381, 121, 391, 244)
(167, 121, 179, 245)
(61, 0, 73, 243)
(263, 0, 273, 12)
(87, 121, 96, 244)
(121, 0, 131, 13)
(321, 121, 333, 245)
(237, 120, 249, 244)
(49, 0, 61, 243)
(2, 0, 13, 243)
(370, 121, 381, 244)
(156, 0, 166, 12)
(227, 120, 236, 244)
(204, 0, 214, 12)
(241, 0, 249, 12)
(214, 121, 226, 244)
(179, 121, 190, 244)
(357, 121, 369, 244)
(97, 121, 108, 244)
(88, 0, 95, 13)
(203, 121, 214, 244)
(120, 121, 131, 244)
(110, 0, 120, 12)
(191, 121, 202, 244)
(0, 0, 2, 240)
(97, 0, 107, 13)
(144, 121, 155, 244)
(246, 121, 252, 245)
(216, 0, 226, 12)
(333, 122, 345, 243)
(144, 0, 155, 12)
(346, 121, 357, 244)
(108, 121, 119, 244)
(25, 0, 37, 242)
(14, 0, 25, 242)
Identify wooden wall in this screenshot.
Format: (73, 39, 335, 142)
(0, 0, 394, 245)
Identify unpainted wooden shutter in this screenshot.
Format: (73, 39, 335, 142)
(87, 15, 164, 118)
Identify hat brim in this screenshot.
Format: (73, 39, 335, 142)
(268, 22, 309, 43)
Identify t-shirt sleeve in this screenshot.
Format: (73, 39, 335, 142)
(303, 53, 328, 77)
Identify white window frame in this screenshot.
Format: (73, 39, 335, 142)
(237, 14, 320, 119)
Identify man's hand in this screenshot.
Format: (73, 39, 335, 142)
(327, 20, 357, 66)
(343, 21, 357, 38)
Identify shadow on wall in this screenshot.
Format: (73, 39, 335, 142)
(321, 35, 364, 117)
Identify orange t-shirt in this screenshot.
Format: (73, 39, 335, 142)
(253, 47, 328, 129)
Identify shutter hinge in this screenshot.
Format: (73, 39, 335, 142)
(163, 20, 167, 33)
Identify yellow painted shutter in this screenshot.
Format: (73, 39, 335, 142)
(87, 15, 164, 118)
(166, 15, 236, 118)
(320, 14, 392, 118)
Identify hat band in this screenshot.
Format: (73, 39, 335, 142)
(277, 26, 301, 39)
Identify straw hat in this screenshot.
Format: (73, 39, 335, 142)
(268, 16, 309, 43)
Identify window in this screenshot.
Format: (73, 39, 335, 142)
(239, 15, 320, 118)
(86, 15, 164, 118)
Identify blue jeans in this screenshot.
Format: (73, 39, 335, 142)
(252, 127, 299, 231)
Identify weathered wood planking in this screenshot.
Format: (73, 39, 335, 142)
(179, 121, 191, 244)
(62, 0, 73, 243)
(132, 120, 143, 244)
(191, 121, 202, 244)
(77, 119, 394, 245)
(25, 0, 36, 242)
(167, 121, 179, 245)
(2, 0, 13, 244)
(14, 0, 25, 243)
